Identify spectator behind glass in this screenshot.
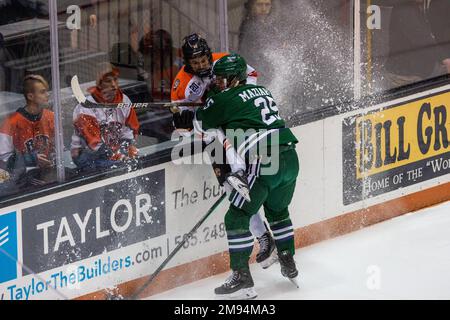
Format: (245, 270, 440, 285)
(133, 29, 182, 101)
(0, 74, 55, 187)
(384, 0, 450, 88)
(238, 0, 276, 87)
(249, 0, 273, 17)
(70, 62, 140, 173)
(428, 0, 450, 74)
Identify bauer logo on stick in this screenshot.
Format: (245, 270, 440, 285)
(70, 75, 204, 110)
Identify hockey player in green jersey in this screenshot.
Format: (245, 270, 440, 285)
(172, 35, 277, 269)
(194, 53, 300, 299)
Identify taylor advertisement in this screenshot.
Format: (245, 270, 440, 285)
(0, 166, 228, 300)
(1, 170, 167, 299)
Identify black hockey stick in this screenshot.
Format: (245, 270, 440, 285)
(127, 192, 227, 300)
(70, 75, 204, 109)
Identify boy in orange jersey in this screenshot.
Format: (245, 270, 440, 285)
(0, 74, 55, 183)
(70, 63, 140, 172)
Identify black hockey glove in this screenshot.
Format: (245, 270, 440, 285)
(173, 110, 194, 131)
(208, 142, 230, 186)
(212, 161, 231, 186)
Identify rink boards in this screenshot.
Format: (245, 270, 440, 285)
(0, 84, 449, 300)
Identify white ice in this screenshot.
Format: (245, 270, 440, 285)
(149, 201, 450, 300)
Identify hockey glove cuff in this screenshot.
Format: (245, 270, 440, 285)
(173, 110, 194, 131)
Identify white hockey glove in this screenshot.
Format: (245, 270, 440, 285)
(225, 169, 251, 202)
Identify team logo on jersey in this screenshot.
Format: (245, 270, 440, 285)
(100, 122, 123, 149)
(173, 79, 180, 90)
(25, 135, 50, 155)
(189, 82, 202, 96)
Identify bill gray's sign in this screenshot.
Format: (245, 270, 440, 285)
(343, 91, 450, 205)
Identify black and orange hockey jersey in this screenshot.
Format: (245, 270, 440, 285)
(0, 107, 55, 163)
(171, 52, 258, 104)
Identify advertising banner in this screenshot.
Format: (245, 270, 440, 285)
(0, 211, 18, 285)
(21, 170, 166, 274)
(0, 164, 229, 300)
(343, 90, 450, 205)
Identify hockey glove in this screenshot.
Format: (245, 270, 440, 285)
(212, 162, 232, 186)
(209, 142, 231, 186)
(225, 170, 251, 202)
(173, 110, 194, 131)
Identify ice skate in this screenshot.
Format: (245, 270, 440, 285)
(214, 269, 257, 300)
(256, 231, 278, 269)
(278, 250, 300, 288)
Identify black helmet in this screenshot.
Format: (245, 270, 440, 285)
(182, 33, 213, 77)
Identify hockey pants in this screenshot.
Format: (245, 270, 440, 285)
(224, 146, 299, 271)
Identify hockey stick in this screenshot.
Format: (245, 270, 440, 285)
(70, 75, 204, 109)
(127, 192, 227, 300)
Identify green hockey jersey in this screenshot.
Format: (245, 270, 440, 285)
(194, 84, 298, 157)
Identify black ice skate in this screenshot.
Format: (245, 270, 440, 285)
(256, 231, 278, 269)
(278, 250, 300, 288)
(214, 269, 257, 300)
(225, 170, 251, 202)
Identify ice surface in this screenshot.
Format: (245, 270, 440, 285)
(148, 201, 450, 300)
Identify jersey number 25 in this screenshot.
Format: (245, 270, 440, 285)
(254, 96, 281, 125)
